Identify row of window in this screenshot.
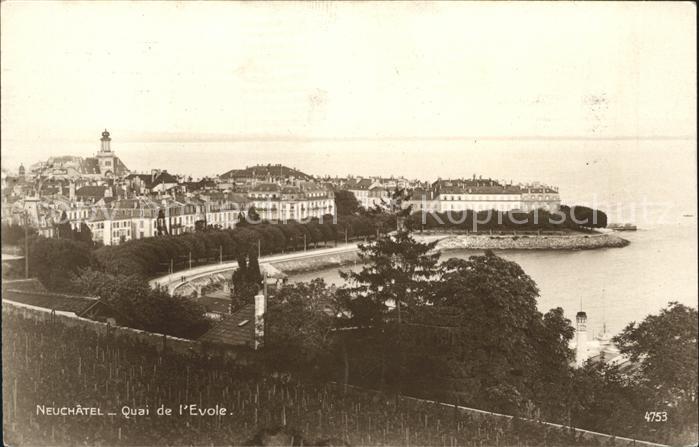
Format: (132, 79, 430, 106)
(442, 195, 554, 201)
(112, 229, 130, 238)
(251, 193, 329, 200)
(260, 205, 333, 215)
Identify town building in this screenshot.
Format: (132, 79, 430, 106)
(404, 177, 561, 214)
(248, 182, 334, 222)
(220, 164, 312, 186)
(125, 170, 179, 196)
(26, 130, 129, 180)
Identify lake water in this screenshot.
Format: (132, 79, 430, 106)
(290, 222, 698, 337)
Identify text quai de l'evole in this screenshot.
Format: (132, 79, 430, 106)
(36, 404, 229, 419)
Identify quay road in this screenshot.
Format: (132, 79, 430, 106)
(148, 242, 360, 296)
(148, 234, 448, 296)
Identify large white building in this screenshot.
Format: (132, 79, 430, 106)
(248, 182, 334, 222)
(76, 194, 248, 246)
(345, 179, 393, 210)
(405, 178, 561, 214)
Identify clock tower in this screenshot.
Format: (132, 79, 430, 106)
(97, 129, 116, 177)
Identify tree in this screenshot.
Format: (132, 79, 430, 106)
(156, 209, 168, 235)
(55, 210, 74, 239)
(427, 251, 576, 416)
(28, 236, 94, 292)
(340, 231, 440, 326)
(338, 230, 440, 391)
(263, 279, 338, 377)
(247, 205, 261, 224)
(334, 190, 360, 215)
(564, 205, 608, 230)
(568, 362, 648, 441)
(231, 249, 262, 311)
(74, 222, 94, 246)
(613, 302, 698, 432)
(72, 268, 210, 339)
(194, 219, 208, 232)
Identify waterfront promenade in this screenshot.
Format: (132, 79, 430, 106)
(149, 243, 359, 295)
(149, 234, 449, 295)
(148, 232, 626, 296)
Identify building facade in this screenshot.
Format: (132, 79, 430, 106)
(406, 178, 561, 214)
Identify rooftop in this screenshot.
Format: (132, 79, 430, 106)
(220, 164, 312, 181)
(198, 303, 255, 347)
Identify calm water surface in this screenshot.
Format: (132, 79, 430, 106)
(290, 222, 698, 336)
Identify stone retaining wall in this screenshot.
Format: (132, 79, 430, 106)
(271, 250, 360, 275)
(435, 233, 630, 251)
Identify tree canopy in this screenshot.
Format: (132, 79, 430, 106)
(28, 236, 94, 292)
(334, 190, 360, 215)
(613, 302, 698, 421)
(263, 279, 338, 377)
(340, 230, 440, 326)
(72, 269, 210, 339)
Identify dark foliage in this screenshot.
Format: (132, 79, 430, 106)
(1, 222, 37, 246)
(72, 269, 210, 339)
(27, 236, 95, 292)
(334, 190, 360, 216)
(93, 215, 385, 278)
(409, 205, 608, 232)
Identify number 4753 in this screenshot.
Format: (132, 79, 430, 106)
(644, 411, 667, 422)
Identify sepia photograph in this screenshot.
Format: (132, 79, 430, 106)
(1, 2, 697, 446)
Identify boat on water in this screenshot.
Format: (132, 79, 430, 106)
(608, 223, 637, 231)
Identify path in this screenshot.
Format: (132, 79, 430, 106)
(149, 234, 448, 296)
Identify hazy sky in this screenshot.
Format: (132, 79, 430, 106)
(1, 2, 696, 175)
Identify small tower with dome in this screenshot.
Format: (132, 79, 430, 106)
(96, 129, 117, 177)
(100, 129, 112, 153)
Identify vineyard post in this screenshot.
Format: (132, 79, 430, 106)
(23, 210, 29, 278)
(186, 366, 190, 401)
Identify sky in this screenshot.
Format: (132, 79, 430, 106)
(1, 1, 696, 202)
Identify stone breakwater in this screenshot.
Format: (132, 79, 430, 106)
(271, 233, 630, 275)
(434, 233, 630, 251)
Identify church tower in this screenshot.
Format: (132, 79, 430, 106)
(100, 129, 112, 153)
(97, 129, 116, 177)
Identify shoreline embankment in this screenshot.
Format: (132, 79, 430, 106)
(271, 250, 360, 275)
(434, 232, 630, 251)
(271, 232, 630, 275)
